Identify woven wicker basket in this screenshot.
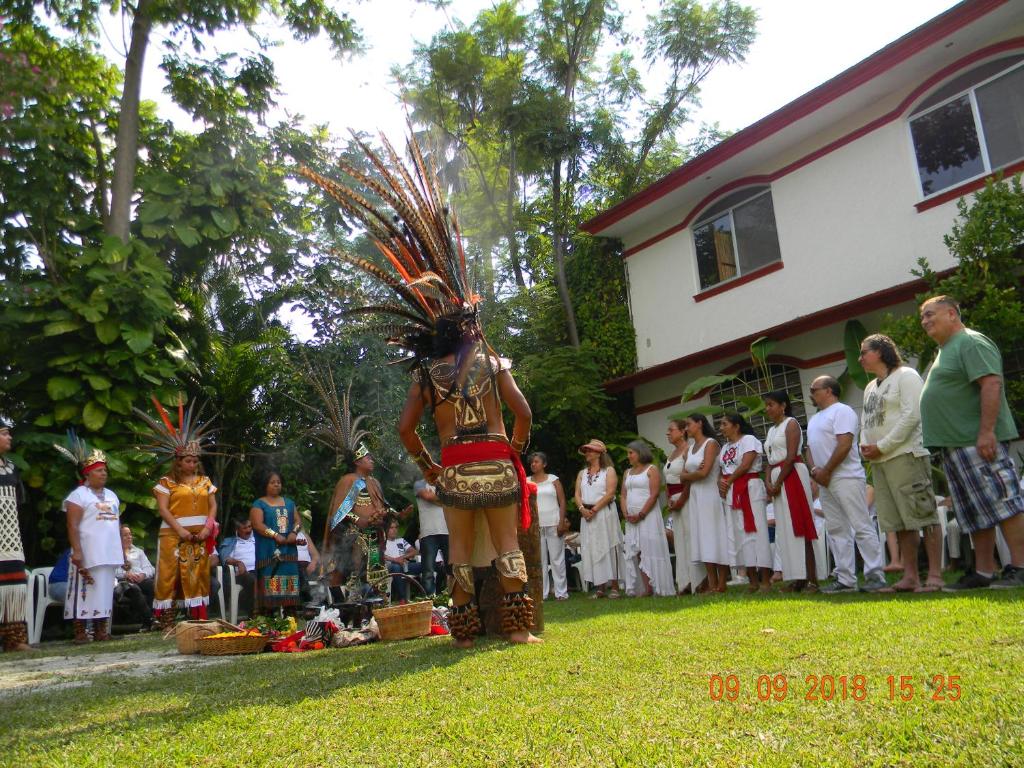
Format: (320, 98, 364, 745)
(373, 600, 433, 641)
(173, 620, 226, 655)
(195, 633, 268, 656)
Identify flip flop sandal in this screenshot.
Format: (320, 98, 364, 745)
(914, 583, 941, 593)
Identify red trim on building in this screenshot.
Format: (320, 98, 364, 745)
(633, 351, 848, 415)
(606, 276, 943, 394)
(693, 261, 785, 303)
(916, 158, 1024, 213)
(622, 36, 1024, 260)
(582, 0, 1009, 236)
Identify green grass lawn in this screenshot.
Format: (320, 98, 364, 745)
(2, 588, 1022, 767)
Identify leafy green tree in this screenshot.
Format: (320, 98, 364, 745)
(882, 174, 1024, 415)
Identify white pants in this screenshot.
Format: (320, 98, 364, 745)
(540, 525, 568, 599)
(819, 478, 884, 586)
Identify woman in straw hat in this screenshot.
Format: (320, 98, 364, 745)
(574, 439, 624, 598)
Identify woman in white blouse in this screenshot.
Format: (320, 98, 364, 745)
(718, 413, 771, 593)
(64, 456, 124, 643)
(530, 452, 569, 600)
(620, 440, 675, 597)
(575, 439, 624, 599)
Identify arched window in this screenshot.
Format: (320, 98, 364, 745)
(691, 186, 782, 291)
(708, 363, 805, 440)
(908, 55, 1024, 196)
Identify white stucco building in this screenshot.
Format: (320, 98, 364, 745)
(583, 0, 1024, 443)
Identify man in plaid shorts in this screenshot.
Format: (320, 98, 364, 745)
(919, 296, 1024, 590)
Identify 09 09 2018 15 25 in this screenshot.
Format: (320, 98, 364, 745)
(708, 673, 962, 702)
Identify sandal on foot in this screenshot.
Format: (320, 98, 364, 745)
(607, 589, 621, 599)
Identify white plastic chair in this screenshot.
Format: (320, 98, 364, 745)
(570, 561, 589, 593)
(218, 565, 243, 625)
(29, 567, 61, 644)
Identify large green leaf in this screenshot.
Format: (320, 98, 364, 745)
(172, 223, 201, 247)
(680, 373, 736, 403)
(749, 336, 776, 366)
(85, 374, 112, 391)
(82, 401, 109, 430)
(95, 318, 120, 344)
(47, 376, 81, 399)
(43, 319, 84, 336)
(843, 319, 871, 390)
(211, 208, 239, 234)
(54, 402, 79, 422)
(122, 325, 154, 354)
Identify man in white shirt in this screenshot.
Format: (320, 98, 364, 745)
(807, 375, 885, 593)
(115, 525, 156, 629)
(220, 518, 256, 618)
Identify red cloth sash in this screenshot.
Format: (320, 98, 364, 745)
(724, 472, 758, 533)
(769, 458, 818, 540)
(666, 483, 687, 496)
(440, 441, 533, 530)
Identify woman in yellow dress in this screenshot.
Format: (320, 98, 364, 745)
(134, 400, 217, 628)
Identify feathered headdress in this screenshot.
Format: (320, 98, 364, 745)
(0, 413, 12, 431)
(299, 132, 486, 364)
(53, 429, 107, 475)
(293, 359, 371, 466)
(132, 396, 215, 459)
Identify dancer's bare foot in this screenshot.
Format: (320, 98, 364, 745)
(452, 637, 474, 649)
(508, 630, 543, 644)
(7, 643, 34, 652)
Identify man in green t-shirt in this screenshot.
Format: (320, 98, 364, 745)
(919, 296, 1024, 590)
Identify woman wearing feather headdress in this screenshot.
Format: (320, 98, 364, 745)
(0, 415, 31, 652)
(133, 399, 218, 628)
(301, 134, 539, 646)
(55, 432, 123, 643)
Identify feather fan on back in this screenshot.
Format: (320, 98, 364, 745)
(299, 132, 483, 363)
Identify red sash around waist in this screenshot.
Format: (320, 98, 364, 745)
(666, 482, 687, 496)
(440, 441, 533, 530)
(724, 472, 758, 533)
(769, 457, 817, 540)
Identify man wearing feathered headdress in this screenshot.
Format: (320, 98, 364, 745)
(323, 442, 391, 597)
(0, 414, 31, 651)
(302, 134, 540, 646)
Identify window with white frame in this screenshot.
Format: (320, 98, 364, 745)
(708, 363, 806, 440)
(909, 55, 1024, 197)
(692, 186, 782, 291)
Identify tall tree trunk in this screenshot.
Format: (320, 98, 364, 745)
(106, 0, 154, 245)
(506, 143, 526, 288)
(551, 159, 580, 347)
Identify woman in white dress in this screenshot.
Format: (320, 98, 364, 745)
(763, 391, 819, 593)
(575, 439, 624, 599)
(61, 448, 124, 643)
(664, 419, 706, 595)
(530, 452, 569, 600)
(679, 415, 726, 593)
(717, 413, 772, 592)
(620, 440, 675, 597)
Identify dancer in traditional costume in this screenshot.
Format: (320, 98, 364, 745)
(301, 135, 540, 646)
(250, 469, 301, 613)
(133, 399, 217, 628)
(0, 415, 31, 651)
(55, 432, 123, 643)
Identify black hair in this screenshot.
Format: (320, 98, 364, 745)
(721, 412, 755, 436)
(685, 413, 716, 438)
(255, 467, 284, 496)
(764, 390, 793, 416)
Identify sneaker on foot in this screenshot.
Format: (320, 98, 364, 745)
(943, 570, 993, 591)
(990, 565, 1024, 589)
(859, 577, 888, 593)
(820, 581, 857, 594)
